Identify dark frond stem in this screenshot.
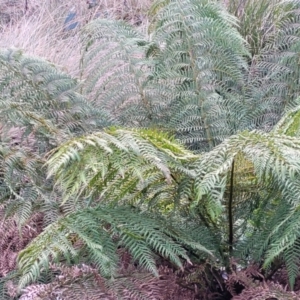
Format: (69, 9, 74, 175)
(228, 159, 235, 254)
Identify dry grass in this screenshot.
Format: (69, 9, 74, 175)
(0, 0, 152, 76)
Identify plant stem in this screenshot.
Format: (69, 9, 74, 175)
(228, 159, 235, 253)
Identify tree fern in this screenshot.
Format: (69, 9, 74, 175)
(16, 127, 216, 294)
(2, 0, 300, 297)
(80, 0, 300, 153)
(45, 119, 300, 288)
(81, 0, 249, 151)
(189, 129, 300, 283)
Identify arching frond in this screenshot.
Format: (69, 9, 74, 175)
(17, 205, 212, 289)
(190, 128, 300, 287)
(2, 0, 300, 297)
(47, 128, 196, 208)
(80, 20, 155, 126)
(244, 0, 300, 131)
(81, 1, 249, 151)
(0, 48, 110, 139)
(0, 48, 112, 222)
(146, 0, 249, 150)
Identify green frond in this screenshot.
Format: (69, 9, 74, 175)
(194, 130, 300, 209)
(0, 47, 112, 222)
(2, 0, 300, 297)
(47, 128, 195, 208)
(149, 0, 249, 150)
(273, 103, 300, 136)
(80, 2, 250, 151)
(244, 0, 300, 130)
(235, 193, 300, 289)
(0, 48, 109, 138)
(17, 206, 211, 289)
(0, 144, 47, 224)
(227, 0, 295, 56)
(283, 238, 300, 290)
(190, 130, 300, 277)
(80, 19, 154, 126)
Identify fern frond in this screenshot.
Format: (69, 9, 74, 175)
(0, 48, 112, 223)
(244, 0, 300, 130)
(17, 206, 211, 289)
(148, 0, 249, 150)
(190, 129, 300, 280)
(193, 130, 300, 209)
(273, 103, 300, 136)
(81, 2, 249, 151)
(80, 20, 155, 127)
(47, 128, 195, 208)
(0, 48, 109, 138)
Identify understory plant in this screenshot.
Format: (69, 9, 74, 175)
(1, 0, 300, 299)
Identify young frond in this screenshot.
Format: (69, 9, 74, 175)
(47, 128, 195, 207)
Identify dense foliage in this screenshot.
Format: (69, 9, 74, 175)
(1, 0, 300, 299)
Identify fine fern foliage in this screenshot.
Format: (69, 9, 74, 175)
(19, 263, 197, 300)
(81, 0, 249, 151)
(226, 264, 300, 300)
(45, 120, 300, 289)
(239, 0, 300, 131)
(46, 128, 196, 208)
(17, 205, 212, 289)
(191, 129, 300, 288)
(80, 19, 155, 127)
(2, 0, 300, 298)
(148, 0, 250, 151)
(19, 264, 114, 300)
(227, 0, 294, 56)
(80, 0, 300, 152)
(0, 209, 43, 278)
(0, 48, 112, 223)
(0, 48, 109, 138)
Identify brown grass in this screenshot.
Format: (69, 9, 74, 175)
(0, 0, 152, 76)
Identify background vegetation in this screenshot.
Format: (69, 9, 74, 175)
(1, 0, 300, 299)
